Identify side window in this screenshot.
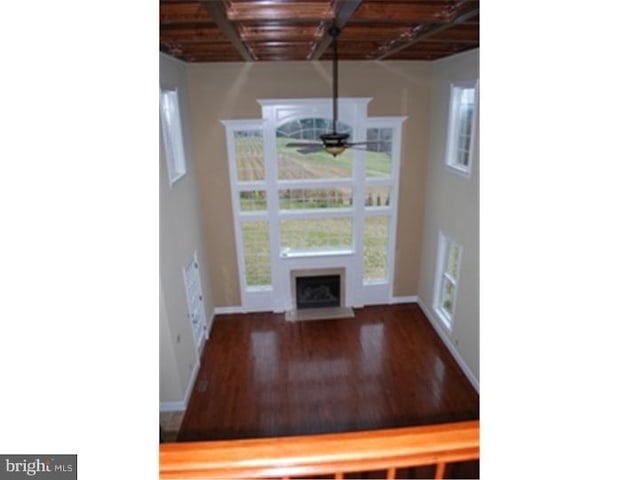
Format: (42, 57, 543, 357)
(433, 232, 463, 330)
(228, 126, 271, 290)
(160, 87, 187, 187)
(445, 80, 478, 176)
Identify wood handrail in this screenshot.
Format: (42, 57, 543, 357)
(159, 420, 479, 479)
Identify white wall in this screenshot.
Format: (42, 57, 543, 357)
(418, 49, 479, 386)
(160, 53, 215, 407)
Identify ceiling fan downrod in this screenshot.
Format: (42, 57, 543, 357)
(319, 24, 349, 156)
(329, 24, 340, 134)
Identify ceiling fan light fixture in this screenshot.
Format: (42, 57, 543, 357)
(320, 132, 349, 157)
(325, 145, 347, 157)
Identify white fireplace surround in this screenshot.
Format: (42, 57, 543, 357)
(290, 268, 346, 310)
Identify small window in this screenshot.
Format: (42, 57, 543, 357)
(365, 127, 392, 178)
(433, 232, 463, 329)
(241, 221, 271, 287)
(276, 117, 352, 180)
(238, 190, 267, 211)
(279, 188, 351, 210)
(160, 87, 187, 186)
(445, 80, 478, 175)
(234, 130, 265, 181)
(363, 216, 389, 282)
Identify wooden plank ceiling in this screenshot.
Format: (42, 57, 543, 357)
(160, 0, 479, 62)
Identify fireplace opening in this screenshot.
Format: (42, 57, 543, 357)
(296, 274, 340, 310)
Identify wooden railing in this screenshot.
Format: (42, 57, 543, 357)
(159, 420, 479, 479)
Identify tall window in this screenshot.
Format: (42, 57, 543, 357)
(160, 87, 187, 186)
(433, 232, 463, 329)
(277, 117, 355, 256)
(224, 99, 404, 310)
(445, 80, 478, 175)
(227, 124, 272, 290)
(363, 124, 394, 283)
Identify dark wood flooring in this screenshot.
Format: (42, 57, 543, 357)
(178, 303, 479, 444)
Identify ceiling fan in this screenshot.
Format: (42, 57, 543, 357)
(286, 24, 380, 157)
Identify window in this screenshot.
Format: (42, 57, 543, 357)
(276, 117, 352, 180)
(280, 218, 352, 253)
(445, 80, 478, 175)
(433, 232, 463, 329)
(363, 125, 395, 283)
(160, 87, 187, 186)
(363, 216, 389, 281)
(241, 221, 271, 287)
(276, 116, 356, 257)
(223, 100, 405, 310)
(225, 124, 271, 291)
(234, 130, 265, 181)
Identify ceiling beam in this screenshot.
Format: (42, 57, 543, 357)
(200, 0, 255, 61)
(374, 2, 479, 60)
(240, 25, 321, 42)
(309, 0, 362, 60)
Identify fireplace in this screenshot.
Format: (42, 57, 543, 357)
(286, 268, 351, 321)
(296, 274, 340, 310)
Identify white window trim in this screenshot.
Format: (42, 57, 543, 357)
(433, 231, 463, 331)
(160, 86, 187, 187)
(222, 101, 405, 311)
(445, 79, 478, 177)
(363, 117, 404, 286)
(281, 248, 353, 259)
(222, 119, 274, 310)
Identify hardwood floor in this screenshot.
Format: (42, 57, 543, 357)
(178, 303, 479, 444)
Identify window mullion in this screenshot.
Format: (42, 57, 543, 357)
(364, 208, 391, 216)
(442, 271, 457, 286)
(237, 181, 266, 191)
(279, 208, 353, 219)
(238, 211, 268, 222)
(277, 178, 353, 189)
(261, 122, 280, 290)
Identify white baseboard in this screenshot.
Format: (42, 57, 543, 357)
(416, 297, 479, 392)
(213, 305, 240, 315)
(216, 298, 420, 314)
(160, 346, 201, 413)
(184, 353, 200, 401)
(214, 305, 272, 315)
(390, 295, 418, 304)
(207, 308, 215, 336)
(160, 401, 185, 412)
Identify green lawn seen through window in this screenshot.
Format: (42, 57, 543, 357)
(235, 136, 392, 286)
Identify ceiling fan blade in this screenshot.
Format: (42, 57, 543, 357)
(286, 141, 322, 148)
(347, 141, 388, 146)
(297, 145, 326, 154)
